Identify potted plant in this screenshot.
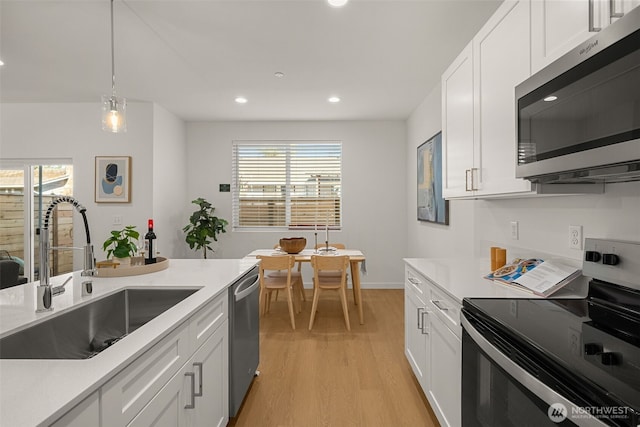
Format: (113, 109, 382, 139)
(102, 225, 140, 266)
(183, 197, 228, 259)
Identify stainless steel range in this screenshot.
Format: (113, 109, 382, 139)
(461, 238, 640, 426)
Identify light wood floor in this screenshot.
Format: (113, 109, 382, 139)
(229, 289, 440, 427)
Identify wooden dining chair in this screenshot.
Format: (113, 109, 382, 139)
(313, 243, 355, 302)
(257, 255, 303, 330)
(309, 255, 351, 331)
(269, 244, 306, 304)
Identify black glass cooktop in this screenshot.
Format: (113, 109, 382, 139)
(463, 290, 640, 414)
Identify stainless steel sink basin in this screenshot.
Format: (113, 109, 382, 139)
(0, 288, 198, 359)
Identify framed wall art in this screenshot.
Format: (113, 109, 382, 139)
(95, 156, 131, 203)
(417, 132, 449, 224)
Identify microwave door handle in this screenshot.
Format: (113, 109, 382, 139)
(461, 316, 608, 427)
(589, 0, 602, 32)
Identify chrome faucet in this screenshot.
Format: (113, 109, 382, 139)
(36, 196, 95, 313)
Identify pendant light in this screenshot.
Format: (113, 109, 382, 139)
(102, 0, 126, 133)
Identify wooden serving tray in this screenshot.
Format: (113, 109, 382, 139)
(96, 257, 169, 277)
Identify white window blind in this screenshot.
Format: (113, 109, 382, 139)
(232, 141, 342, 230)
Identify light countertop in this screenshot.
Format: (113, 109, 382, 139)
(0, 258, 257, 427)
(403, 257, 589, 303)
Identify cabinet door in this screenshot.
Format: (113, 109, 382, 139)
(428, 314, 461, 427)
(404, 288, 429, 391)
(531, 0, 596, 73)
(442, 42, 475, 199)
(127, 364, 189, 427)
(474, 0, 532, 197)
(184, 319, 229, 427)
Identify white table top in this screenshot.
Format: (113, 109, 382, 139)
(246, 248, 365, 259)
(0, 258, 257, 427)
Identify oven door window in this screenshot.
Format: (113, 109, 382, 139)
(463, 330, 578, 426)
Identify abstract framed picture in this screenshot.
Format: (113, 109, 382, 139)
(95, 156, 131, 203)
(417, 132, 449, 224)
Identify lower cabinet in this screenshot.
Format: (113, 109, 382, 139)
(405, 263, 462, 427)
(128, 319, 229, 427)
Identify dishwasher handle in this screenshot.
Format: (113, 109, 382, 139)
(235, 274, 260, 302)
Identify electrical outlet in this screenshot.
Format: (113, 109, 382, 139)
(113, 215, 123, 226)
(510, 221, 519, 240)
(569, 225, 582, 250)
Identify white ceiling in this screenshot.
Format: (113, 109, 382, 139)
(0, 0, 501, 122)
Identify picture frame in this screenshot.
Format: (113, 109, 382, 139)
(95, 156, 131, 203)
(417, 132, 449, 224)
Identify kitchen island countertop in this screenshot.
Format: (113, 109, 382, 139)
(0, 258, 257, 427)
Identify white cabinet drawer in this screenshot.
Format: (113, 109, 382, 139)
(189, 290, 228, 352)
(51, 391, 100, 427)
(428, 285, 461, 339)
(405, 266, 426, 297)
(101, 322, 191, 426)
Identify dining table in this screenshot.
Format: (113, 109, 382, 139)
(245, 248, 366, 324)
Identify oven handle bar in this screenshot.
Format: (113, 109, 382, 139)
(461, 315, 607, 427)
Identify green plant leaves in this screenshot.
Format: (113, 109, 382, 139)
(103, 225, 139, 259)
(183, 198, 228, 259)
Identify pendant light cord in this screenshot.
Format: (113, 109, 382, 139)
(110, 0, 116, 96)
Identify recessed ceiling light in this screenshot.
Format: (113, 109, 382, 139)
(235, 97, 248, 104)
(328, 96, 341, 103)
(274, 72, 285, 78)
(543, 95, 558, 102)
(0, 59, 4, 66)
(328, 0, 348, 7)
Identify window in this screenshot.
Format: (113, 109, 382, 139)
(232, 141, 342, 230)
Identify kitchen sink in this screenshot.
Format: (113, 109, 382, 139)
(0, 288, 198, 359)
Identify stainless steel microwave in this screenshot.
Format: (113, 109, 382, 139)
(515, 6, 640, 184)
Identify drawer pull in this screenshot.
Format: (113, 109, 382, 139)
(420, 311, 430, 335)
(185, 372, 196, 409)
(432, 300, 449, 312)
(408, 277, 421, 286)
(194, 362, 203, 397)
(417, 307, 425, 329)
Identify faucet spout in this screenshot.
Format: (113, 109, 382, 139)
(37, 196, 94, 313)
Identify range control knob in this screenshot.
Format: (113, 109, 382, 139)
(602, 253, 620, 266)
(600, 352, 620, 366)
(585, 251, 601, 263)
(584, 343, 602, 355)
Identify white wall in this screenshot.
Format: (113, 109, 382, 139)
(152, 104, 188, 259)
(406, 85, 476, 259)
(0, 102, 187, 265)
(406, 87, 640, 263)
(186, 120, 407, 287)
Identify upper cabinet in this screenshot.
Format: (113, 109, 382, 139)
(531, 0, 640, 73)
(442, 0, 533, 199)
(442, 43, 475, 199)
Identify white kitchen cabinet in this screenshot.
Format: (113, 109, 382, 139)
(128, 320, 229, 427)
(473, 0, 533, 197)
(50, 392, 100, 427)
(101, 290, 229, 427)
(442, 42, 476, 199)
(404, 263, 462, 427)
(405, 268, 429, 390)
(531, 0, 640, 73)
(443, 0, 533, 199)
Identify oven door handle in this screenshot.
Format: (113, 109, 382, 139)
(461, 315, 607, 427)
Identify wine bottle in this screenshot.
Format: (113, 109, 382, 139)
(144, 219, 157, 265)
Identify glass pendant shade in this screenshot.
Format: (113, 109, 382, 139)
(101, 95, 127, 133)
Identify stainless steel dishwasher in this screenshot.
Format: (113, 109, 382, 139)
(228, 264, 260, 418)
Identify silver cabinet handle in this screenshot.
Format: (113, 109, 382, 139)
(589, 0, 602, 32)
(609, 0, 623, 18)
(465, 169, 472, 191)
(408, 277, 421, 286)
(193, 362, 203, 397)
(185, 372, 196, 409)
(470, 168, 479, 191)
(417, 307, 425, 329)
(420, 311, 429, 335)
(431, 300, 449, 312)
